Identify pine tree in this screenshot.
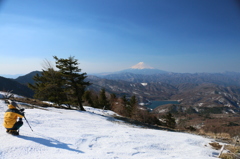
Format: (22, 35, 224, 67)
(29, 68, 66, 106)
(109, 93, 117, 110)
(53, 56, 91, 111)
(120, 95, 133, 117)
(129, 95, 137, 107)
(121, 95, 127, 107)
(163, 113, 176, 129)
(129, 95, 137, 117)
(83, 90, 94, 106)
(98, 88, 110, 109)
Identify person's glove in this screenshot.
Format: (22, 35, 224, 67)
(20, 108, 25, 112)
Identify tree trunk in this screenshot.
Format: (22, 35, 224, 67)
(79, 102, 86, 111)
(77, 96, 86, 111)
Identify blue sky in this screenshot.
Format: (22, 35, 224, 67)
(0, 0, 240, 76)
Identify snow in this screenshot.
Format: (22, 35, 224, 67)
(0, 100, 220, 159)
(131, 62, 154, 69)
(141, 83, 148, 86)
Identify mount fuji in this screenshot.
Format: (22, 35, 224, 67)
(119, 62, 168, 75)
(130, 62, 154, 69)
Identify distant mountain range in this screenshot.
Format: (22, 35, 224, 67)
(0, 71, 41, 98)
(87, 62, 240, 114)
(1, 62, 240, 115)
(92, 62, 240, 87)
(98, 72, 240, 86)
(0, 74, 23, 79)
(0, 76, 33, 98)
(93, 63, 240, 87)
(15, 71, 40, 85)
(94, 62, 168, 76)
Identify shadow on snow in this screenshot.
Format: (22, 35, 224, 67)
(17, 135, 84, 154)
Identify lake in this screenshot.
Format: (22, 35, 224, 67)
(147, 101, 179, 109)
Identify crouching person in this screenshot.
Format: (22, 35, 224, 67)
(3, 101, 24, 135)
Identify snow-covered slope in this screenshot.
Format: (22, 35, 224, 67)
(0, 100, 219, 159)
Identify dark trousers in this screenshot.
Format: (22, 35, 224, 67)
(7, 121, 23, 130)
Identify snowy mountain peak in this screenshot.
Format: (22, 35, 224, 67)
(130, 62, 154, 69)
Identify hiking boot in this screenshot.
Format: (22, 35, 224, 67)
(8, 130, 19, 136)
